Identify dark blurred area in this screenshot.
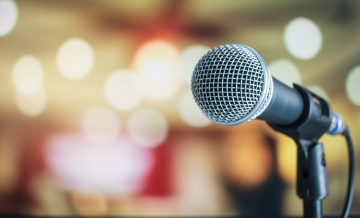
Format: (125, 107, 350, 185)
(0, 0, 359, 216)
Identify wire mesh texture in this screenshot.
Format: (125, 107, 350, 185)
(191, 44, 273, 125)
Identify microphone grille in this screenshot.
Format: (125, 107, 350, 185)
(191, 44, 273, 125)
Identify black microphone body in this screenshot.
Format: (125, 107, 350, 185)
(257, 77, 304, 126)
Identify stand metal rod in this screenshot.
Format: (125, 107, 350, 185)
(304, 200, 322, 218)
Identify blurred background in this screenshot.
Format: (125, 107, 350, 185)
(0, 0, 359, 216)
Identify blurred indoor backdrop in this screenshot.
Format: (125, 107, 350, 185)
(0, 0, 359, 216)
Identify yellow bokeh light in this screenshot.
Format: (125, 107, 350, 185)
(223, 132, 273, 189)
(276, 134, 297, 185)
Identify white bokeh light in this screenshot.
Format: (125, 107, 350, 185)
(15, 88, 47, 117)
(179, 90, 211, 128)
(104, 69, 143, 111)
(133, 41, 180, 100)
(142, 58, 173, 84)
(284, 17, 322, 60)
(269, 59, 301, 87)
(46, 135, 154, 195)
(56, 38, 94, 80)
(346, 66, 360, 106)
(0, 0, 18, 37)
(127, 108, 168, 148)
(12, 55, 44, 95)
(82, 106, 120, 144)
(307, 85, 329, 101)
(180, 45, 210, 85)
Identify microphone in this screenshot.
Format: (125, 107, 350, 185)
(191, 44, 346, 135)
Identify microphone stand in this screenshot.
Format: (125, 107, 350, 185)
(269, 84, 332, 218)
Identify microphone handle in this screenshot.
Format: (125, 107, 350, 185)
(258, 77, 346, 135)
(257, 77, 306, 126)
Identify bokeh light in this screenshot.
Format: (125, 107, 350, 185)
(276, 134, 297, 185)
(284, 17, 322, 60)
(15, 88, 47, 117)
(178, 89, 211, 128)
(141, 58, 173, 84)
(46, 135, 154, 196)
(0, 0, 18, 37)
(223, 132, 273, 189)
(269, 59, 301, 87)
(127, 108, 168, 148)
(104, 69, 143, 112)
(82, 106, 120, 145)
(12, 55, 44, 95)
(56, 38, 95, 80)
(180, 44, 210, 85)
(346, 66, 360, 106)
(133, 41, 180, 100)
(307, 85, 329, 101)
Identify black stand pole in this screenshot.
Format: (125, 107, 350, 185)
(297, 141, 329, 218)
(304, 200, 322, 218)
(268, 84, 333, 218)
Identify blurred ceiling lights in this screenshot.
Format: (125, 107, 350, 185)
(1, 0, 358, 135)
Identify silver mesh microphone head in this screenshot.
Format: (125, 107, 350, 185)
(191, 44, 274, 126)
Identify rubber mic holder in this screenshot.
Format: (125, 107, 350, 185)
(268, 84, 333, 218)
